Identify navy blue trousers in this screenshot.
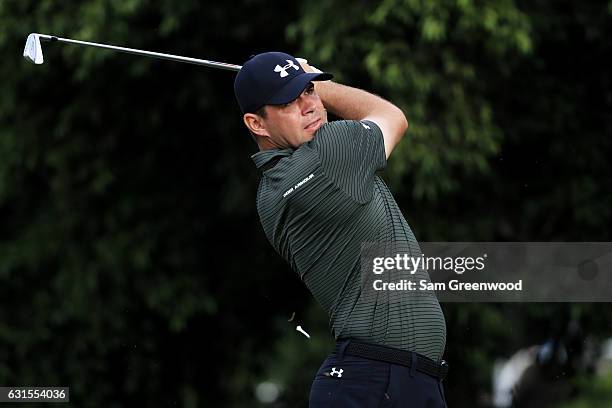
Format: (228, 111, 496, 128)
(309, 341, 448, 407)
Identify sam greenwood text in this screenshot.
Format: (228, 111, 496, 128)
(373, 279, 523, 291)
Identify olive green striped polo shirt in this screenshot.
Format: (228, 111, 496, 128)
(252, 120, 446, 361)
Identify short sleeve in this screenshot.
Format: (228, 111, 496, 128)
(313, 120, 387, 203)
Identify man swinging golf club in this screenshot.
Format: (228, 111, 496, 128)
(234, 52, 449, 407)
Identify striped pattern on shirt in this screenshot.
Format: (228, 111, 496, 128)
(251, 120, 446, 361)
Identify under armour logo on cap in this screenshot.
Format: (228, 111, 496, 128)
(274, 59, 300, 78)
(234, 51, 333, 113)
(330, 367, 343, 377)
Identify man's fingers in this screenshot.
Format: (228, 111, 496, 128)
(296, 57, 323, 74)
(296, 57, 312, 72)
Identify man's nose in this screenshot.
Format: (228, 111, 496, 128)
(298, 94, 315, 114)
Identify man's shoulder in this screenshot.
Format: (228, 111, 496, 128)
(307, 119, 384, 162)
(257, 145, 321, 195)
(313, 119, 381, 142)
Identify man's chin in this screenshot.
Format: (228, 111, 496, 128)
(303, 132, 317, 143)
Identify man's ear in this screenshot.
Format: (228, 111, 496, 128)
(243, 113, 270, 138)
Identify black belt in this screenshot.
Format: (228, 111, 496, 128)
(335, 340, 449, 380)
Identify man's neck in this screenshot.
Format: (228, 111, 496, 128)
(258, 137, 288, 151)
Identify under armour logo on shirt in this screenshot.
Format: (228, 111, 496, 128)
(274, 60, 300, 78)
(330, 367, 343, 377)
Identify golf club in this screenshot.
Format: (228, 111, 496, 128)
(23, 33, 242, 71)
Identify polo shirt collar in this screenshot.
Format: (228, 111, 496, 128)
(251, 148, 294, 170)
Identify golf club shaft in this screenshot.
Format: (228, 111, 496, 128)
(37, 34, 241, 71)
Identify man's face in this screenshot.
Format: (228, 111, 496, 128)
(255, 83, 328, 149)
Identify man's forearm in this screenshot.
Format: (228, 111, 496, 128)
(315, 81, 400, 121)
(300, 55, 408, 158)
(314, 80, 408, 158)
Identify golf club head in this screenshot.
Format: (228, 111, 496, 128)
(24, 33, 44, 64)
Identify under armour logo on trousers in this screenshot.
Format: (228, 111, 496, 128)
(274, 60, 300, 77)
(330, 367, 343, 377)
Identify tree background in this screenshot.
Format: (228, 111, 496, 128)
(1, 0, 611, 406)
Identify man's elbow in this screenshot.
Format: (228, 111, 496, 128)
(395, 107, 409, 138)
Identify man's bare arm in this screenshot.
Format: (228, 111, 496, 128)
(300, 60, 409, 159)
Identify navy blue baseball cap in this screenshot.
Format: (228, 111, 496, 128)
(234, 52, 333, 114)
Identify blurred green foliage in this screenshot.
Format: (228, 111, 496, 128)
(290, 0, 532, 201)
(558, 369, 612, 408)
(1, 0, 611, 407)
